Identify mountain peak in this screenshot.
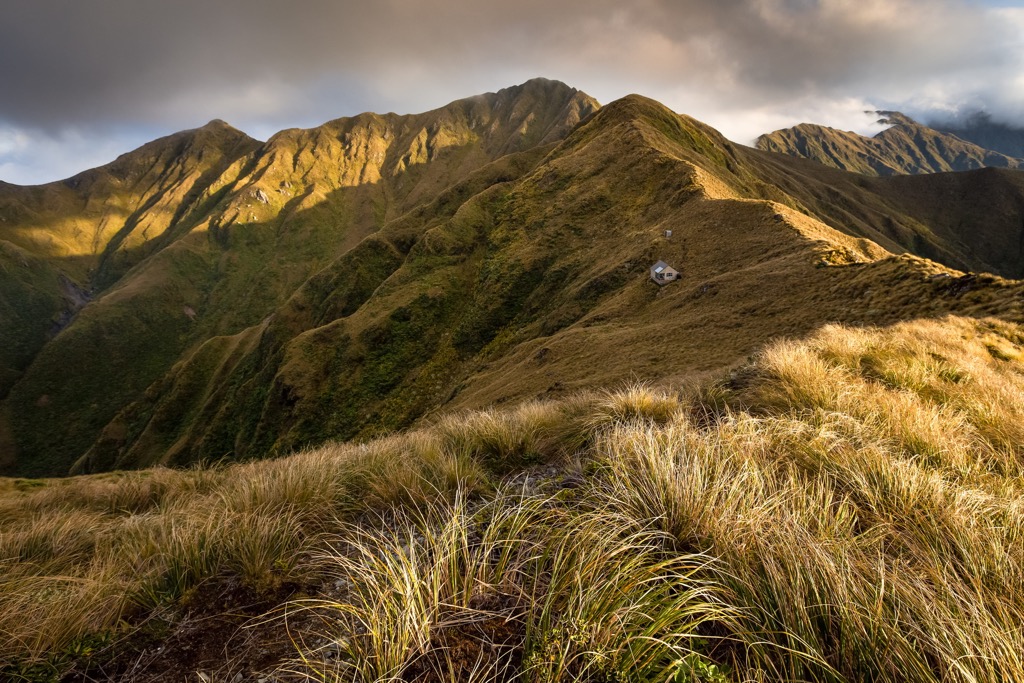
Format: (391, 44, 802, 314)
(485, 77, 591, 102)
(578, 93, 736, 168)
(486, 78, 600, 119)
(873, 110, 917, 127)
(257, 78, 600, 181)
(579, 93, 679, 128)
(197, 118, 239, 132)
(497, 76, 573, 93)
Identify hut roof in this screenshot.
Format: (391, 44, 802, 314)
(651, 260, 670, 273)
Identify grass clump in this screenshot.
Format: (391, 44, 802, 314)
(587, 382, 684, 428)
(432, 400, 581, 473)
(292, 490, 731, 683)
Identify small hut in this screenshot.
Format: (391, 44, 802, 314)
(649, 260, 680, 285)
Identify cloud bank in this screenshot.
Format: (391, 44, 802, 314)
(1, 0, 1021, 183)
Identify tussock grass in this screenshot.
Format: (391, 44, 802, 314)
(3, 315, 1024, 682)
(0, 438, 491, 666)
(586, 382, 685, 428)
(292, 490, 731, 683)
(594, 415, 1024, 681)
(749, 317, 1024, 478)
(432, 400, 579, 473)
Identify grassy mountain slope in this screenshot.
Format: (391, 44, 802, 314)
(3, 315, 1024, 682)
(5, 86, 1024, 477)
(0, 122, 260, 403)
(74, 95, 1024, 474)
(756, 111, 1024, 175)
(0, 120, 260, 272)
(869, 168, 1024, 278)
(736, 147, 1024, 278)
(4, 84, 1024, 682)
(0, 243, 66, 400)
(0, 79, 599, 477)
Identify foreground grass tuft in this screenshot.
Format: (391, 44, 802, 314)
(292, 491, 731, 683)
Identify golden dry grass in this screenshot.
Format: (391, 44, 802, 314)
(2, 315, 1023, 682)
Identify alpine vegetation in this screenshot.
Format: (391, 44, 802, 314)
(2, 315, 1023, 682)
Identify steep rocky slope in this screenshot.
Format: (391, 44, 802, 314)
(756, 112, 1024, 175)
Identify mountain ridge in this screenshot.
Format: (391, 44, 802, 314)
(0, 78, 599, 475)
(2, 82, 1024, 477)
(70, 95, 1024, 473)
(756, 111, 1024, 176)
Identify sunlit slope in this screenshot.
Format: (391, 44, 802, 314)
(0, 120, 260, 268)
(75, 96, 1024, 472)
(0, 79, 599, 476)
(0, 122, 260, 401)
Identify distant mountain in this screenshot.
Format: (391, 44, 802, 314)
(932, 111, 1024, 159)
(2, 82, 1024, 477)
(756, 112, 1024, 175)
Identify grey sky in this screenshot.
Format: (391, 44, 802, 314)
(2, 0, 1022, 184)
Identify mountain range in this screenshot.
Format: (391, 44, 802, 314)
(2, 78, 1023, 477)
(757, 111, 1024, 175)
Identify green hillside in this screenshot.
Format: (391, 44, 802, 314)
(0, 121, 260, 400)
(0, 79, 598, 476)
(74, 95, 1024, 474)
(2, 84, 1024, 479)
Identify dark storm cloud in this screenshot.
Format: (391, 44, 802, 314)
(2, 0, 1022, 183)
(0, 0, 596, 128)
